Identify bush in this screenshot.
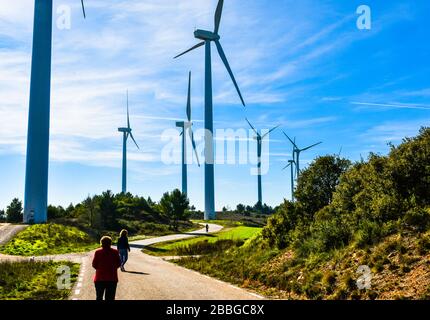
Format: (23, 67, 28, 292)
(416, 233, 430, 254)
(262, 201, 303, 249)
(0, 261, 79, 300)
(308, 216, 351, 253)
(403, 207, 430, 231)
(355, 220, 383, 248)
(0, 224, 97, 256)
(175, 239, 243, 256)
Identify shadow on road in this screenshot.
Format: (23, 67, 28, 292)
(130, 244, 147, 249)
(181, 232, 216, 237)
(125, 271, 149, 276)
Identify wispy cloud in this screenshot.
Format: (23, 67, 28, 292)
(351, 101, 430, 111)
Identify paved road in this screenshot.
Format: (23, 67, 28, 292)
(130, 223, 223, 248)
(72, 224, 263, 300)
(0, 224, 28, 245)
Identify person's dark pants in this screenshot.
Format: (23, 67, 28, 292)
(119, 249, 128, 267)
(95, 281, 117, 300)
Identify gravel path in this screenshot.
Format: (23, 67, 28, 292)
(72, 223, 263, 300)
(0, 223, 263, 300)
(0, 224, 28, 245)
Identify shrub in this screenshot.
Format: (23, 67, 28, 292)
(0, 224, 97, 256)
(0, 261, 79, 300)
(403, 207, 430, 231)
(175, 239, 243, 256)
(355, 220, 383, 248)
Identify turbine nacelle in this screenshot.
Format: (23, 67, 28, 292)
(118, 127, 131, 133)
(176, 121, 193, 129)
(194, 29, 220, 41)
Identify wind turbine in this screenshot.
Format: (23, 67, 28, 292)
(24, 0, 86, 224)
(118, 91, 140, 194)
(246, 119, 279, 212)
(174, 0, 245, 220)
(283, 160, 296, 202)
(283, 132, 322, 179)
(176, 72, 200, 195)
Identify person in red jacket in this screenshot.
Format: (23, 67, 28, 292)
(92, 236, 121, 300)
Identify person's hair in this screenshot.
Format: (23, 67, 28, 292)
(120, 229, 128, 238)
(100, 236, 112, 249)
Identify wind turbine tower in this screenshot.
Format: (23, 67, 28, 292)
(283, 132, 322, 179)
(176, 72, 200, 195)
(283, 160, 296, 202)
(246, 119, 279, 211)
(175, 0, 246, 220)
(118, 91, 140, 194)
(24, 0, 86, 224)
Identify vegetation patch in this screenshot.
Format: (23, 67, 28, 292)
(143, 226, 262, 256)
(0, 224, 98, 256)
(0, 260, 79, 300)
(177, 128, 430, 300)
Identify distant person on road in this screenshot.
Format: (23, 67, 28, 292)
(206, 224, 209, 233)
(92, 236, 121, 301)
(117, 229, 131, 272)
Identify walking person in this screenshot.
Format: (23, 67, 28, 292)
(117, 229, 131, 272)
(92, 236, 121, 301)
(206, 224, 209, 233)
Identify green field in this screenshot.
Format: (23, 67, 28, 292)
(0, 224, 98, 256)
(0, 261, 79, 300)
(192, 220, 243, 228)
(143, 226, 262, 256)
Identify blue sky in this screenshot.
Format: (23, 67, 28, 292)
(0, 0, 429, 211)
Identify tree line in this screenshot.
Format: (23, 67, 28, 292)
(263, 127, 430, 256)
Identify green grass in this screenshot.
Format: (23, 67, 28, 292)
(192, 220, 244, 228)
(0, 260, 79, 300)
(0, 224, 98, 256)
(116, 219, 202, 237)
(143, 226, 262, 256)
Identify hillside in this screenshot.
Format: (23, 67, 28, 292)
(176, 128, 430, 300)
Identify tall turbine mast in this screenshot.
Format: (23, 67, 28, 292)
(283, 160, 296, 202)
(246, 119, 279, 212)
(175, 0, 245, 220)
(118, 91, 139, 194)
(176, 72, 200, 195)
(24, 0, 86, 224)
(283, 132, 322, 179)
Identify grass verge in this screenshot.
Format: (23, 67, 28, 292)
(0, 224, 98, 256)
(143, 226, 262, 256)
(0, 260, 79, 300)
(175, 231, 430, 300)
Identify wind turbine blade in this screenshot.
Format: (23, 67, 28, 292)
(262, 125, 280, 139)
(187, 71, 191, 122)
(245, 118, 258, 136)
(81, 0, 86, 18)
(129, 132, 139, 150)
(215, 40, 245, 106)
(283, 131, 298, 149)
(214, 0, 224, 34)
(189, 129, 201, 167)
(126, 91, 130, 129)
(283, 163, 292, 170)
(174, 42, 205, 59)
(301, 142, 322, 152)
